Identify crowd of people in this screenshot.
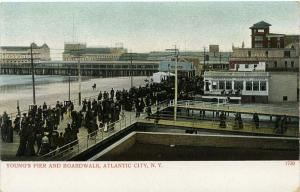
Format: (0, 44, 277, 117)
(0, 75, 294, 158)
(218, 112, 290, 133)
(0, 76, 201, 157)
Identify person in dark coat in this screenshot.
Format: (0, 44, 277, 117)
(110, 88, 115, 100)
(219, 112, 226, 128)
(253, 113, 259, 129)
(7, 119, 13, 143)
(16, 117, 29, 156)
(57, 132, 64, 150)
(25, 132, 36, 156)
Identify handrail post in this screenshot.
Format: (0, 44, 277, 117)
(87, 136, 89, 148)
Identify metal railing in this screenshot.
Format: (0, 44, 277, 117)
(38, 100, 170, 161)
(147, 107, 299, 137)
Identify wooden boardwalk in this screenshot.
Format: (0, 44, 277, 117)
(176, 102, 299, 118)
(139, 118, 299, 137)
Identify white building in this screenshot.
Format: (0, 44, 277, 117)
(203, 71, 298, 103)
(0, 43, 50, 64)
(203, 71, 269, 103)
(232, 61, 266, 72)
(152, 72, 175, 83)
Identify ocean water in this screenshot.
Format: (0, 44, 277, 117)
(0, 75, 149, 115)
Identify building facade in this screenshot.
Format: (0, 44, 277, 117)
(159, 60, 194, 77)
(62, 43, 127, 61)
(199, 45, 231, 73)
(203, 71, 269, 103)
(268, 72, 298, 103)
(230, 21, 299, 72)
(0, 43, 51, 64)
(203, 71, 298, 103)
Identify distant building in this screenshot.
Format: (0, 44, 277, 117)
(62, 43, 127, 61)
(203, 71, 269, 103)
(201, 51, 231, 71)
(230, 21, 299, 72)
(203, 71, 298, 103)
(209, 45, 220, 53)
(159, 60, 194, 77)
(0, 43, 50, 64)
(233, 62, 266, 72)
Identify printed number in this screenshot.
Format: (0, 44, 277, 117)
(285, 161, 295, 166)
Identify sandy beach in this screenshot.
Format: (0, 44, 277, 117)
(0, 75, 149, 115)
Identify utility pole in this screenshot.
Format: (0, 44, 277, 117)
(203, 46, 206, 73)
(68, 73, 71, 101)
(130, 52, 133, 88)
(30, 43, 36, 105)
(219, 53, 222, 70)
(174, 45, 178, 121)
(77, 44, 81, 105)
(166, 46, 179, 121)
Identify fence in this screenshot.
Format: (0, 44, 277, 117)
(149, 100, 299, 137)
(38, 100, 170, 161)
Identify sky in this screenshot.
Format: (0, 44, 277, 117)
(0, 1, 299, 60)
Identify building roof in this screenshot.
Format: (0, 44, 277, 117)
(0, 46, 30, 51)
(0, 43, 49, 51)
(250, 21, 271, 29)
(64, 47, 127, 55)
(119, 53, 149, 61)
(266, 33, 285, 37)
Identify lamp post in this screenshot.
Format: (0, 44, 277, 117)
(174, 47, 178, 121)
(166, 46, 179, 121)
(30, 43, 36, 105)
(68, 72, 71, 101)
(77, 44, 81, 106)
(130, 53, 133, 88)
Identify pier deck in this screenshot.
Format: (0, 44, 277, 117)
(176, 101, 298, 118)
(139, 118, 298, 137)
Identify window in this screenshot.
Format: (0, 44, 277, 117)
(255, 36, 263, 41)
(255, 43, 263, 48)
(265, 51, 268, 57)
(205, 55, 209, 61)
(225, 81, 232, 90)
(234, 81, 243, 90)
(285, 61, 288, 68)
(246, 81, 252, 91)
(258, 29, 264, 32)
(291, 61, 294, 68)
(248, 51, 251, 57)
(253, 81, 259, 91)
(277, 43, 280, 48)
(284, 51, 290, 58)
(260, 81, 266, 91)
(212, 81, 218, 90)
(219, 81, 225, 90)
(245, 64, 249, 69)
(283, 96, 288, 101)
(274, 61, 277, 68)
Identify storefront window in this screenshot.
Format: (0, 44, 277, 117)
(212, 81, 218, 90)
(219, 81, 225, 90)
(246, 81, 252, 91)
(234, 81, 243, 90)
(225, 81, 232, 90)
(253, 81, 259, 91)
(260, 81, 266, 91)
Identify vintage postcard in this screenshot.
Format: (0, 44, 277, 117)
(0, 1, 299, 191)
